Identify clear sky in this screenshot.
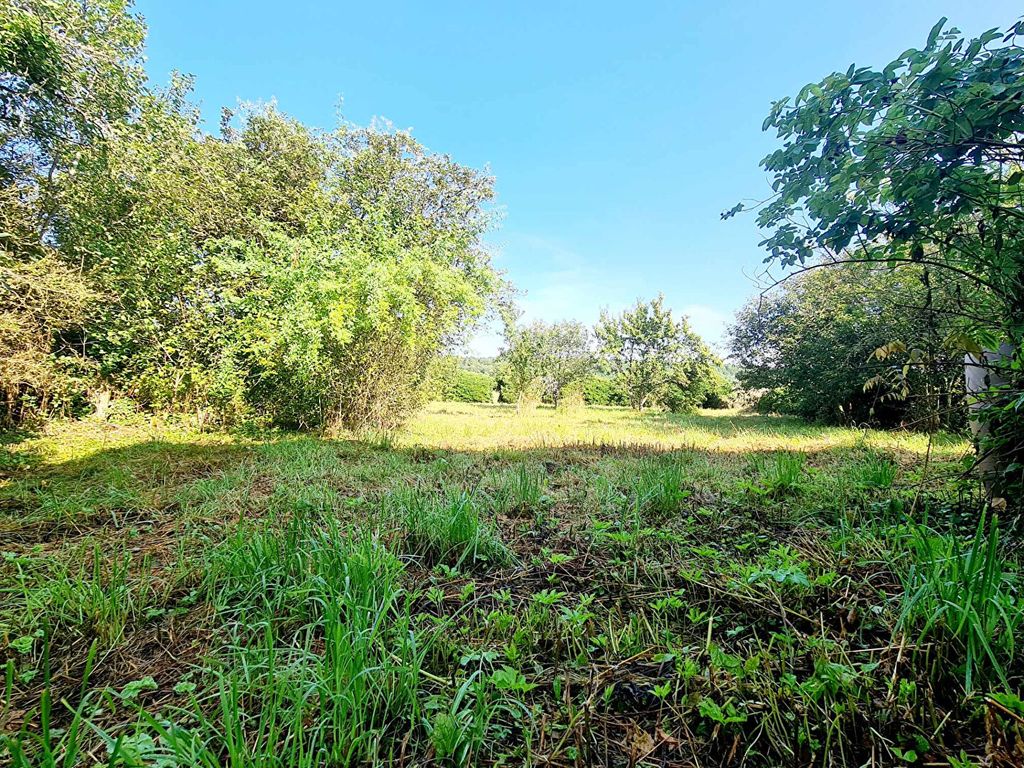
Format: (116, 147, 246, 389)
(135, 1, 1019, 354)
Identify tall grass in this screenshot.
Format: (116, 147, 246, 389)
(751, 452, 807, 497)
(487, 463, 547, 516)
(135, 514, 433, 767)
(853, 452, 899, 490)
(0, 407, 1002, 767)
(629, 459, 692, 518)
(898, 511, 1021, 691)
(5, 546, 155, 652)
(389, 486, 511, 569)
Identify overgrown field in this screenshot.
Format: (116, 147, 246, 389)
(1, 404, 1022, 767)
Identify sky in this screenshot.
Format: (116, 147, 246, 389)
(135, 0, 1020, 355)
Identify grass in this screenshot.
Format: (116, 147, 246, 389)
(898, 512, 1021, 692)
(1, 404, 1021, 766)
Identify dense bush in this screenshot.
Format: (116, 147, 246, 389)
(732, 17, 1024, 501)
(442, 369, 496, 403)
(729, 263, 967, 429)
(664, 362, 733, 412)
(0, 1, 501, 431)
(580, 375, 627, 407)
(498, 320, 593, 409)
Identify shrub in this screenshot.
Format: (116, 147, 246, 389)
(664, 364, 734, 413)
(442, 369, 495, 403)
(728, 242, 967, 430)
(497, 320, 593, 408)
(2, 0, 503, 435)
(581, 375, 627, 406)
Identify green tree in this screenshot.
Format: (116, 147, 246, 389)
(729, 262, 966, 428)
(580, 374, 627, 407)
(664, 346, 732, 413)
(1, 0, 145, 423)
(2, 2, 505, 431)
(498, 320, 593, 409)
(497, 321, 547, 410)
(595, 296, 709, 411)
(728, 16, 1024, 498)
(537, 321, 593, 408)
(203, 124, 502, 430)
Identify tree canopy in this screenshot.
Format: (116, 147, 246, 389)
(595, 296, 718, 412)
(497, 320, 594, 409)
(1, 0, 503, 430)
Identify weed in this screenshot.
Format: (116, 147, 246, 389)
(629, 458, 692, 518)
(753, 452, 808, 497)
(390, 486, 511, 569)
(854, 452, 899, 490)
(488, 464, 547, 515)
(898, 511, 1021, 691)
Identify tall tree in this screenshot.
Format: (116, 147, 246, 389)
(1, 0, 145, 423)
(497, 321, 546, 410)
(1, 2, 505, 431)
(497, 320, 592, 409)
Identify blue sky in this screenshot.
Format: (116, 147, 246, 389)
(136, 1, 1019, 354)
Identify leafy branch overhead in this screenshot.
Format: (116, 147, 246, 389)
(729, 16, 1024, 501)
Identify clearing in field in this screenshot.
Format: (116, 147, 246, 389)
(4, 404, 1020, 766)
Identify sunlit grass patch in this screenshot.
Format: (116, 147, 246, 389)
(400, 402, 969, 460)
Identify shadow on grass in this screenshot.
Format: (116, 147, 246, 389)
(0, 408, 969, 542)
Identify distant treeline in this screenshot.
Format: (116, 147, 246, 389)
(435, 363, 732, 410)
(432, 297, 734, 412)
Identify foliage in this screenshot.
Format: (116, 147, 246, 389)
(1, 0, 144, 425)
(537, 321, 593, 407)
(664, 348, 733, 412)
(497, 320, 593, 409)
(443, 369, 496, 403)
(0, 255, 97, 425)
(456, 356, 499, 378)
(1, 1, 502, 431)
(730, 262, 967, 427)
(728, 16, 1024, 500)
(580, 374, 627, 407)
(496, 320, 545, 409)
(595, 295, 716, 411)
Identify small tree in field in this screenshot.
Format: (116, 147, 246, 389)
(498, 320, 593, 409)
(596, 296, 702, 411)
(498, 322, 546, 410)
(539, 321, 593, 408)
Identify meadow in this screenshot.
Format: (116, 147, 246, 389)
(1, 404, 1021, 767)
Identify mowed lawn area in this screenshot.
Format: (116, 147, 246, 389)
(3, 404, 1020, 767)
